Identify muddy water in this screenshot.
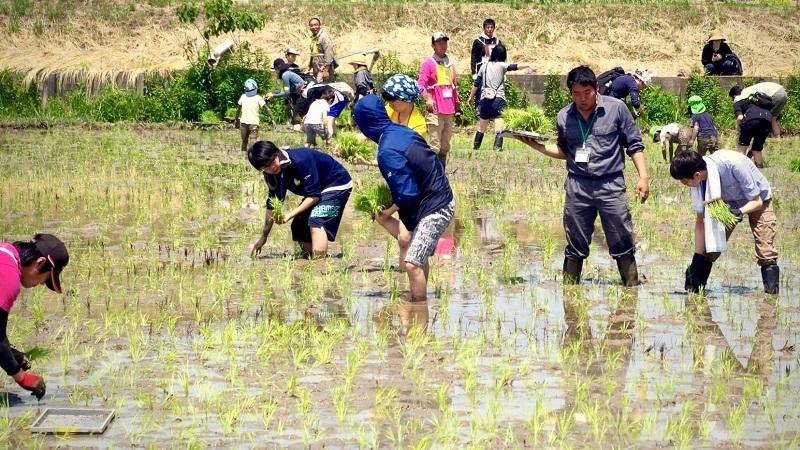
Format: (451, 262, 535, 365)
(1, 129, 799, 448)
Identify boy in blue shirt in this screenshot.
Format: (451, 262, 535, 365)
(688, 96, 718, 155)
(248, 142, 352, 258)
(353, 95, 455, 302)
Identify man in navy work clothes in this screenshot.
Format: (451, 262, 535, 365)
(353, 95, 455, 302)
(608, 69, 651, 117)
(248, 142, 352, 259)
(513, 65, 651, 286)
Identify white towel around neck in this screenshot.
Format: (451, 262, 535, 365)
(690, 156, 727, 253)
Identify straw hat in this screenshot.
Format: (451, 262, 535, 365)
(348, 57, 369, 68)
(707, 29, 726, 42)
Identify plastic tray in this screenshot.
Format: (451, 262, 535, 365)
(29, 408, 115, 434)
(498, 129, 554, 142)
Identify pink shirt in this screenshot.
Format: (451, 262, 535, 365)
(0, 243, 21, 313)
(418, 56, 459, 115)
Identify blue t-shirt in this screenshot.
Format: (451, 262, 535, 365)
(692, 112, 717, 138)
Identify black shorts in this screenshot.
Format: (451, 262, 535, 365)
(478, 98, 506, 120)
(290, 188, 351, 243)
(738, 118, 770, 152)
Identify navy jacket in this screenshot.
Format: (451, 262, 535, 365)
(609, 74, 641, 109)
(264, 148, 352, 205)
(353, 95, 453, 230)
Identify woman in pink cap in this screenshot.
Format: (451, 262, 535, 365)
(0, 233, 69, 400)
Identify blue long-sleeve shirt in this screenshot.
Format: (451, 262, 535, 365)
(608, 74, 641, 109)
(353, 95, 453, 230)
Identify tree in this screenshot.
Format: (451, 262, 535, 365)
(177, 0, 265, 45)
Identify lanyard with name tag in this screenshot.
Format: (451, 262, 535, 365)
(576, 110, 597, 163)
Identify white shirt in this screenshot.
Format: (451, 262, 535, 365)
(660, 123, 681, 141)
(238, 94, 266, 125)
(303, 99, 330, 125)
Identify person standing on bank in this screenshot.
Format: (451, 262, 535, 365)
(248, 142, 352, 259)
(470, 18, 501, 78)
(670, 150, 779, 294)
(467, 45, 531, 151)
(419, 32, 460, 169)
(308, 17, 336, 82)
(1, 234, 69, 400)
(512, 65, 650, 287)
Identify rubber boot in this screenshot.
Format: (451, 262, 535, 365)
(761, 264, 780, 295)
(493, 134, 504, 151)
(616, 254, 640, 287)
(563, 257, 583, 285)
(473, 131, 484, 150)
(684, 253, 712, 293)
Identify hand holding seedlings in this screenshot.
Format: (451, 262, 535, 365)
(10, 346, 31, 371)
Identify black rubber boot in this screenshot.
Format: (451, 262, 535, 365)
(616, 254, 640, 287)
(684, 253, 712, 293)
(563, 257, 583, 285)
(493, 134, 504, 151)
(473, 131, 484, 150)
(761, 264, 780, 295)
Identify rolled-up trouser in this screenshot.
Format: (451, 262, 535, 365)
(704, 198, 778, 266)
(696, 136, 718, 155)
(426, 113, 455, 158)
(563, 174, 635, 260)
(240, 123, 259, 152)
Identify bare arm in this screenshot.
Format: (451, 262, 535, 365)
(517, 137, 567, 160)
(251, 209, 275, 257)
(285, 196, 320, 222)
(738, 197, 763, 215)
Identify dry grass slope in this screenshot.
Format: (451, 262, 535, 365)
(1, 0, 799, 92)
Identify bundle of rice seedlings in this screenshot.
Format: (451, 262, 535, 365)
(268, 197, 285, 223)
(354, 184, 392, 218)
(24, 347, 51, 361)
(706, 199, 738, 230)
(501, 106, 554, 133)
(336, 132, 374, 163)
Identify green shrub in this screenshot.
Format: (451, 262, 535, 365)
(0, 70, 38, 116)
(543, 73, 571, 119)
(505, 79, 529, 110)
(636, 85, 680, 127)
(779, 72, 800, 132)
(200, 110, 220, 123)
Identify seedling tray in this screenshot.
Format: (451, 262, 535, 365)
(30, 408, 115, 434)
(498, 129, 553, 142)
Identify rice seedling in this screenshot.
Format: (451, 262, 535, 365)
(268, 196, 284, 223)
(704, 199, 739, 230)
(335, 131, 374, 163)
(353, 184, 393, 218)
(500, 106, 554, 133)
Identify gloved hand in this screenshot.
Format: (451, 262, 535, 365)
(10, 347, 31, 371)
(729, 206, 743, 225)
(16, 371, 46, 400)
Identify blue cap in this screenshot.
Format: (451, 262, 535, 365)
(382, 74, 422, 102)
(244, 78, 258, 97)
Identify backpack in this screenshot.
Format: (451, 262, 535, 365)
(748, 91, 775, 111)
(597, 67, 625, 95)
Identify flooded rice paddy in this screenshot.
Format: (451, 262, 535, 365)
(1, 127, 799, 448)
